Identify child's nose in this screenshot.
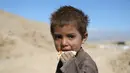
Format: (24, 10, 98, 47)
(61, 38, 68, 46)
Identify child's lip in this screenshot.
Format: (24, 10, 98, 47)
(58, 47, 72, 52)
(61, 47, 71, 51)
(61, 49, 71, 51)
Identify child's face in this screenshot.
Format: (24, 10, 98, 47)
(52, 24, 87, 52)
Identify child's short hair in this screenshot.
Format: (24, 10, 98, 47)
(50, 5, 89, 38)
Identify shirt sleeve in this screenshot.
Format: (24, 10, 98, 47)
(77, 59, 98, 73)
(60, 58, 98, 73)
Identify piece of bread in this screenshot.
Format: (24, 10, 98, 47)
(57, 51, 77, 60)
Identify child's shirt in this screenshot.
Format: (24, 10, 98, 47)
(56, 48, 98, 73)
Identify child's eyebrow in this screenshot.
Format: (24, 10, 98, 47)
(53, 33, 61, 35)
(67, 33, 76, 35)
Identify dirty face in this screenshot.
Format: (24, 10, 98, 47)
(52, 24, 87, 52)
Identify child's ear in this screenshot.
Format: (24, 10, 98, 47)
(82, 32, 88, 44)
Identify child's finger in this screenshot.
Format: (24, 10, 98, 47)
(60, 55, 66, 63)
(68, 51, 74, 57)
(64, 52, 73, 59)
(64, 52, 70, 59)
(61, 53, 68, 62)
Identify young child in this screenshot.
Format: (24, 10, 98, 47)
(50, 5, 98, 73)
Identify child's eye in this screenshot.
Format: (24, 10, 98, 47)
(54, 35, 62, 40)
(67, 34, 75, 39)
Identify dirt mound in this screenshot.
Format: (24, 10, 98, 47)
(0, 10, 54, 51)
(0, 10, 55, 60)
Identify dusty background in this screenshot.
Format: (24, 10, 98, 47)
(0, 10, 130, 73)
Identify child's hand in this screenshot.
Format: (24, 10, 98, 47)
(60, 51, 76, 64)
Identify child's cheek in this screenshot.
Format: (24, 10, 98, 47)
(55, 40, 61, 51)
(72, 42, 81, 51)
